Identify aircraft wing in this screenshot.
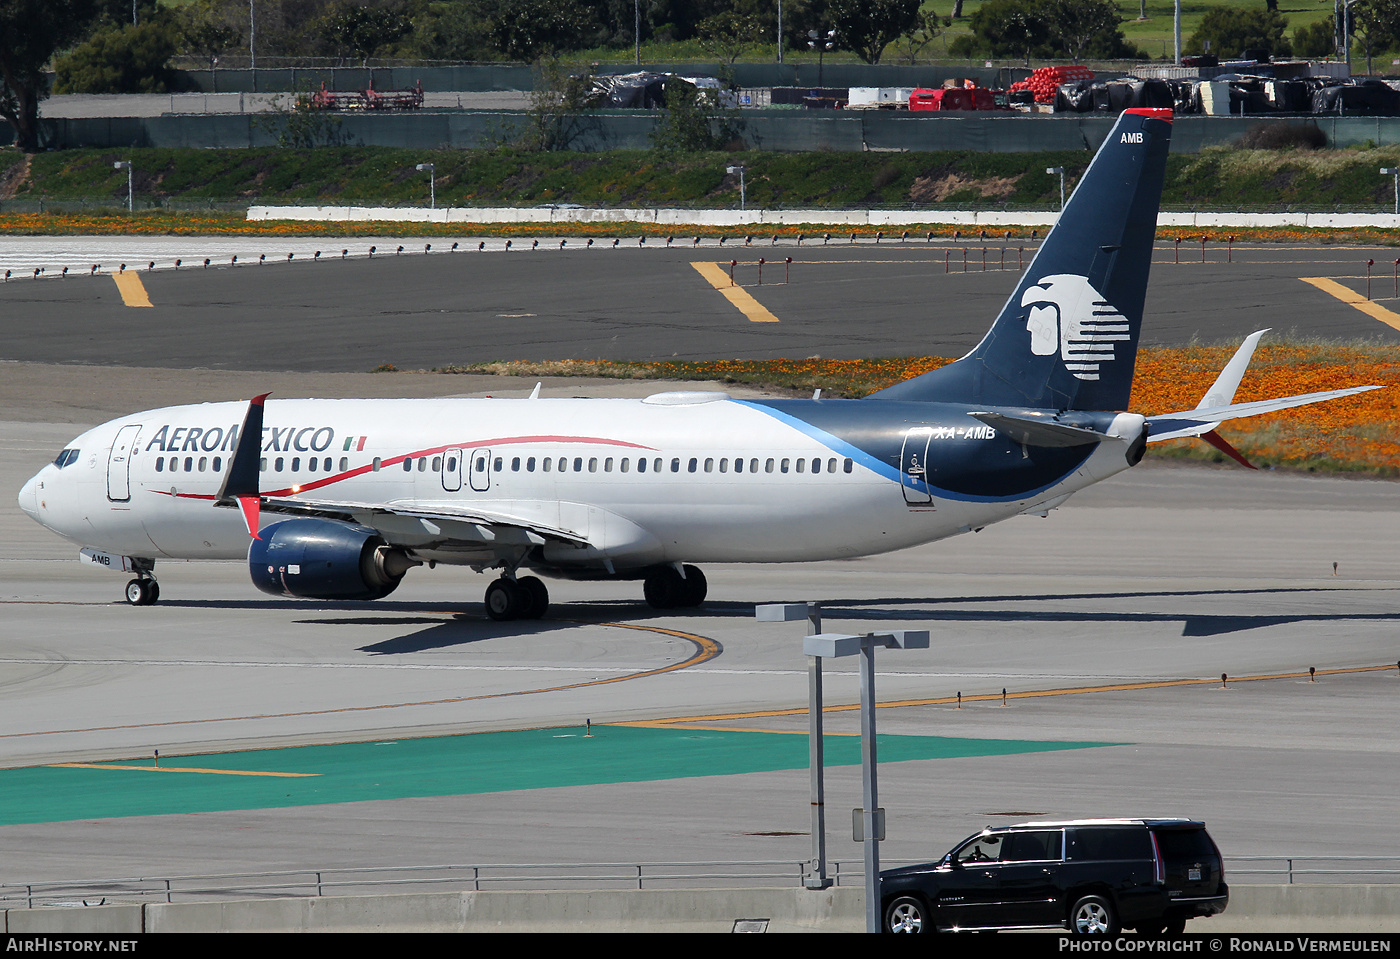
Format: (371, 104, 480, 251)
(257, 495, 592, 549)
(1146, 386, 1382, 442)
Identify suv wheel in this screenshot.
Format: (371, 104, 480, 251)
(1070, 894, 1119, 935)
(884, 896, 930, 933)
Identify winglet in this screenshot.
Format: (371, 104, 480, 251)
(1196, 329, 1269, 410)
(1200, 429, 1257, 470)
(215, 392, 269, 539)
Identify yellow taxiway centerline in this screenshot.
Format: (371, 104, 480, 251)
(620, 663, 1398, 729)
(112, 272, 152, 307)
(48, 763, 317, 778)
(690, 261, 780, 323)
(1300, 276, 1400, 332)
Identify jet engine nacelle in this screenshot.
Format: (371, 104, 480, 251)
(248, 519, 417, 601)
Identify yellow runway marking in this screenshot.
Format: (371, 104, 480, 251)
(627, 663, 1397, 728)
(49, 763, 317, 778)
(1300, 277, 1400, 332)
(112, 272, 152, 307)
(690, 261, 780, 323)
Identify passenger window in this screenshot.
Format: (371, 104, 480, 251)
(604, 457, 613, 472)
(527, 457, 536, 472)
(155, 457, 164, 472)
(573, 457, 583, 472)
(955, 835, 1004, 865)
(796, 458, 805, 473)
(704, 458, 713, 472)
(307, 457, 317, 472)
(688, 457, 698, 473)
(432, 456, 442, 471)
(719, 458, 728, 473)
(512, 457, 520, 471)
(811, 458, 821, 473)
(275, 457, 284, 471)
(620, 458, 629, 473)
(829, 458, 838, 473)
(214, 457, 223, 472)
(781, 458, 790, 473)
(671, 458, 680, 473)
(198, 456, 208, 471)
(185, 457, 194, 471)
(843, 458, 853, 473)
(494, 456, 503, 471)
(733, 458, 742, 473)
(589, 457, 598, 472)
(372, 457, 381, 472)
(290, 457, 300, 471)
(1002, 831, 1063, 862)
(654, 458, 663, 472)
(542, 457, 552, 472)
(766, 458, 774, 473)
(1067, 828, 1153, 861)
(340, 457, 349, 472)
(402, 459, 412, 471)
(636, 457, 646, 473)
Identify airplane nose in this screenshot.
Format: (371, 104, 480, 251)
(18, 473, 39, 521)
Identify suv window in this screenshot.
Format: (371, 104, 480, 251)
(1067, 827, 1152, 861)
(954, 834, 1004, 864)
(1002, 830, 1063, 862)
(1153, 827, 1216, 861)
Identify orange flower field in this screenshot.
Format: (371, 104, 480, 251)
(452, 344, 1400, 476)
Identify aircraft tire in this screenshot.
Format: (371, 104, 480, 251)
(517, 576, 549, 619)
(124, 579, 157, 606)
(484, 578, 525, 621)
(678, 565, 707, 607)
(643, 567, 682, 609)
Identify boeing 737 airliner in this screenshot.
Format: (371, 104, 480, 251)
(17, 108, 1379, 618)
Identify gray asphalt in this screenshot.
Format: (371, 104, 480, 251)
(0, 241, 1397, 913)
(0, 240, 1396, 372)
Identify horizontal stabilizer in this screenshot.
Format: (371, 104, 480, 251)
(970, 411, 1105, 448)
(1197, 329, 1268, 410)
(1147, 386, 1381, 442)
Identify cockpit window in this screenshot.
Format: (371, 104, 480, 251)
(53, 449, 80, 469)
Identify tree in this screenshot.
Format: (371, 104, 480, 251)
(1044, 0, 1121, 63)
(0, 0, 100, 150)
(179, 0, 243, 90)
(826, 0, 921, 64)
(651, 76, 737, 153)
(697, 10, 764, 63)
(321, 2, 412, 66)
(890, 9, 952, 64)
(951, 0, 1051, 63)
(1185, 6, 1291, 59)
(1350, 0, 1400, 74)
(485, 0, 597, 62)
(1293, 15, 1335, 58)
(54, 16, 181, 94)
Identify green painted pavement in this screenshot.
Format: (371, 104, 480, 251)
(0, 726, 1115, 825)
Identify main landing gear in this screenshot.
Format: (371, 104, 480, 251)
(484, 575, 550, 621)
(124, 576, 159, 606)
(643, 565, 707, 610)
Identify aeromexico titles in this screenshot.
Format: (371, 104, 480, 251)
(17, 109, 1380, 619)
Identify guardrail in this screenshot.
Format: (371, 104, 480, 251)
(3, 857, 1396, 908)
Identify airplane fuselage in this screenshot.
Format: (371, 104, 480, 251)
(20, 393, 1144, 574)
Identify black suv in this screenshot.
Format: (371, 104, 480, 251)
(880, 818, 1228, 934)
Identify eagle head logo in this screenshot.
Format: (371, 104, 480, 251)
(1021, 274, 1130, 382)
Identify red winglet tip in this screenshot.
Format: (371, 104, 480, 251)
(250, 392, 271, 407)
(1124, 107, 1173, 123)
(236, 495, 262, 539)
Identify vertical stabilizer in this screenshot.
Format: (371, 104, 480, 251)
(870, 108, 1173, 411)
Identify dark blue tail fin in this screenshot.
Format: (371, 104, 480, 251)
(869, 107, 1173, 412)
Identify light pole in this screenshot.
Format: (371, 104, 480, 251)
(808, 28, 836, 86)
(113, 161, 132, 212)
(416, 162, 436, 209)
(726, 164, 746, 210)
(1047, 166, 1065, 212)
(1383, 168, 1399, 215)
(803, 628, 930, 934)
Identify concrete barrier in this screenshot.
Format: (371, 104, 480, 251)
(4, 886, 1398, 932)
(247, 204, 1400, 231)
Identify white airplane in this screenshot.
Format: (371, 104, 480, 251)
(17, 108, 1379, 618)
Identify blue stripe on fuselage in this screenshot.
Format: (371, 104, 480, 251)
(732, 398, 1094, 503)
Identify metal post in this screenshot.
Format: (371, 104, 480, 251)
(1382, 168, 1399, 215)
(1046, 166, 1065, 212)
(416, 163, 436, 209)
(860, 639, 880, 934)
(806, 603, 826, 889)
